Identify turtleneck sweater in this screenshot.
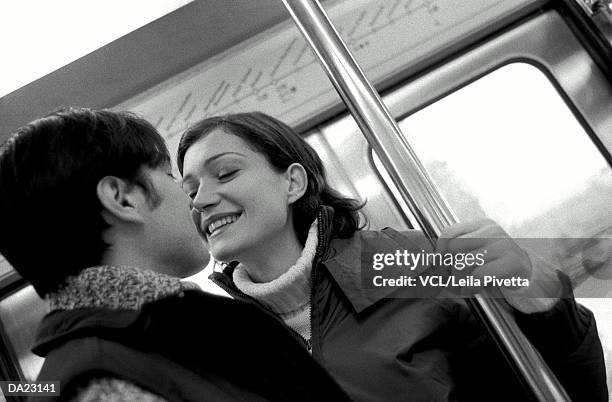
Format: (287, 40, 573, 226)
(233, 222, 317, 349)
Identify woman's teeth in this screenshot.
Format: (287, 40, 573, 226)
(207, 214, 240, 235)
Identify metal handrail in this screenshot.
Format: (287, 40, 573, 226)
(280, 1, 569, 400)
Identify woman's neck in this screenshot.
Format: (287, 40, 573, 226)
(239, 228, 304, 283)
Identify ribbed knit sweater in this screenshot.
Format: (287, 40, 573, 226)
(233, 222, 317, 350)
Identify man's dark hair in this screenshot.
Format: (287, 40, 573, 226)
(0, 108, 170, 296)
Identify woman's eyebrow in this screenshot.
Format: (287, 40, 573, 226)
(204, 152, 246, 165)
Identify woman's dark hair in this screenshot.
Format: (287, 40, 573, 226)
(177, 112, 365, 245)
(0, 107, 170, 296)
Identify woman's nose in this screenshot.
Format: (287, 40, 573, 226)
(191, 186, 220, 212)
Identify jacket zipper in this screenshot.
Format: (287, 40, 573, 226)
(211, 272, 312, 351)
(309, 208, 329, 360)
(308, 259, 318, 357)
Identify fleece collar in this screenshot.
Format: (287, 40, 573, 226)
(46, 265, 199, 311)
(233, 221, 318, 315)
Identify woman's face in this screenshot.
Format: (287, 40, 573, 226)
(181, 128, 294, 262)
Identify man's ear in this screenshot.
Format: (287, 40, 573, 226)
(286, 163, 308, 205)
(97, 176, 145, 224)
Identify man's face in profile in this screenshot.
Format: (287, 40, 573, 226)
(138, 164, 210, 278)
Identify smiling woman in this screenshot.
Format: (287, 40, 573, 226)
(175, 111, 608, 401)
(2, 0, 612, 398)
(183, 128, 298, 281)
(178, 112, 363, 283)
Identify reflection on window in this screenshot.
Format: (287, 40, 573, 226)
(0, 286, 47, 380)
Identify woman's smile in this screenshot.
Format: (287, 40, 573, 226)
(205, 212, 242, 239)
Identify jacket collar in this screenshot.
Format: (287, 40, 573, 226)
(317, 207, 434, 313)
(320, 230, 399, 314)
(34, 266, 201, 356)
(46, 265, 199, 311)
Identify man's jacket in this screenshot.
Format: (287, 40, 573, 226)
(33, 266, 351, 401)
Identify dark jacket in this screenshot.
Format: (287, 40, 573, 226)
(33, 288, 351, 401)
(211, 210, 608, 401)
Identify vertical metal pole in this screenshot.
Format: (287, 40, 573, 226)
(281, 1, 570, 400)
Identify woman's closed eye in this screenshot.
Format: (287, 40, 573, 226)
(217, 169, 239, 181)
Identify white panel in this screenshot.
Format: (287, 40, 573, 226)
(115, 0, 537, 159)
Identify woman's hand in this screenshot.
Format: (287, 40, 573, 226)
(437, 219, 563, 313)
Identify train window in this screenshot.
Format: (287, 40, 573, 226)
(394, 62, 611, 238)
(0, 286, 47, 381)
(390, 62, 612, 277)
(372, 60, 612, 384)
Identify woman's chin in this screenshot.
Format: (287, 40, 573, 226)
(210, 244, 240, 264)
(210, 235, 263, 266)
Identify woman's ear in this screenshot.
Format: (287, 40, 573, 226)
(286, 163, 308, 205)
(96, 176, 145, 224)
